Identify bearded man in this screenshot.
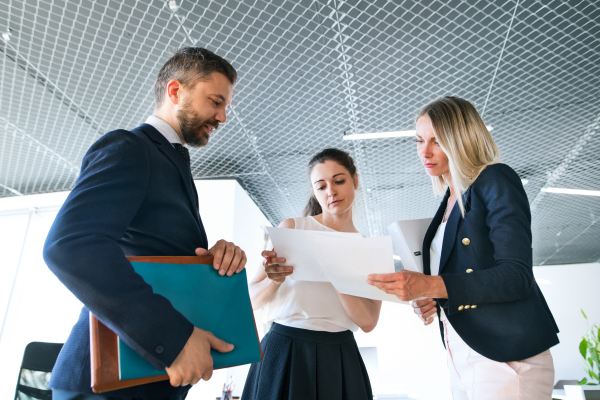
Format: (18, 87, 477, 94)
(44, 47, 246, 400)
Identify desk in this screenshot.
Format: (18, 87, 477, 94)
(554, 386, 600, 400)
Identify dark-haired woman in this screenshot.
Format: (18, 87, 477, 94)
(242, 148, 381, 400)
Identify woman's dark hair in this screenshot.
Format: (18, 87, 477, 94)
(302, 148, 358, 217)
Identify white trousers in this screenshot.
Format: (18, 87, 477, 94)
(443, 321, 555, 400)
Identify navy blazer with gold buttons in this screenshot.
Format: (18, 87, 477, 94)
(423, 163, 559, 362)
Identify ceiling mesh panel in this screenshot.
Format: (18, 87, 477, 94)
(1, 0, 598, 265)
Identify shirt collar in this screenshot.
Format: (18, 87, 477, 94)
(145, 115, 183, 145)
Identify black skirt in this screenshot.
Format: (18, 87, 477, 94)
(242, 323, 373, 400)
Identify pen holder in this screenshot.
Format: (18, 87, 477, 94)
(221, 391, 232, 400)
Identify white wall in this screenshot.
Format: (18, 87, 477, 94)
(189, 180, 271, 399)
(196, 180, 236, 249)
(354, 302, 452, 400)
(195, 179, 271, 282)
(534, 264, 600, 384)
(0, 213, 30, 330)
(0, 193, 80, 400)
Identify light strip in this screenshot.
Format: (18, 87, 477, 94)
(343, 126, 493, 140)
(393, 255, 401, 261)
(343, 130, 416, 140)
(541, 188, 600, 197)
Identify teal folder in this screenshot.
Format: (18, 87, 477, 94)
(118, 260, 261, 380)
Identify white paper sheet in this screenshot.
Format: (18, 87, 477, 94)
(266, 226, 406, 303)
(387, 218, 433, 273)
(265, 227, 361, 281)
(312, 235, 406, 304)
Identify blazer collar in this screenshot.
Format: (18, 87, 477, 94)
(438, 194, 460, 274)
(423, 190, 449, 275)
(438, 186, 473, 274)
(423, 186, 474, 275)
(135, 124, 200, 225)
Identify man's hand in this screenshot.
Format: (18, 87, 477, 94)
(165, 327, 233, 387)
(195, 239, 246, 276)
(412, 298, 437, 326)
(366, 271, 448, 301)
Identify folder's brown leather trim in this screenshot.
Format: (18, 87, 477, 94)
(90, 312, 169, 393)
(93, 375, 170, 394)
(126, 256, 214, 264)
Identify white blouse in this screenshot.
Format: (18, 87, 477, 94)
(263, 216, 360, 332)
(430, 220, 448, 321)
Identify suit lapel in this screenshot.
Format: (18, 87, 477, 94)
(423, 190, 449, 276)
(136, 124, 201, 225)
(438, 186, 473, 274)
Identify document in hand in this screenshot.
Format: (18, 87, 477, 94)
(266, 226, 362, 281)
(313, 234, 406, 304)
(90, 256, 262, 393)
(266, 227, 406, 304)
(387, 218, 433, 273)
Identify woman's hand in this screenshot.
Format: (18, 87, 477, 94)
(412, 298, 437, 326)
(366, 270, 448, 301)
(249, 249, 292, 310)
(262, 250, 293, 284)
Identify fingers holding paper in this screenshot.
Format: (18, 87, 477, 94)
(262, 250, 293, 284)
(412, 298, 437, 326)
(366, 271, 420, 301)
(367, 270, 447, 302)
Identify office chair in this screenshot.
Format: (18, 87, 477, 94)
(14, 342, 63, 400)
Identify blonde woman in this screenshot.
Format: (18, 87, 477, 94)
(368, 97, 559, 399)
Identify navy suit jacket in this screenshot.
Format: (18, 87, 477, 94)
(423, 163, 559, 362)
(43, 124, 208, 397)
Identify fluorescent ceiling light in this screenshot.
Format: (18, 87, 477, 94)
(536, 278, 552, 285)
(521, 179, 529, 186)
(541, 188, 600, 196)
(344, 126, 493, 140)
(393, 255, 401, 260)
(343, 130, 416, 140)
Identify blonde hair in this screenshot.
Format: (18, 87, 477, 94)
(416, 97, 501, 216)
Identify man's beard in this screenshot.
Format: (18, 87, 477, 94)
(176, 102, 219, 148)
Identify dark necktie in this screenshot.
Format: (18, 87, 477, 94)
(172, 143, 190, 168)
(172, 143, 198, 210)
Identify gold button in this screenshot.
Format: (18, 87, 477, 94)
(462, 238, 471, 245)
(465, 305, 471, 309)
(466, 269, 473, 273)
(471, 305, 477, 308)
(458, 305, 464, 311)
